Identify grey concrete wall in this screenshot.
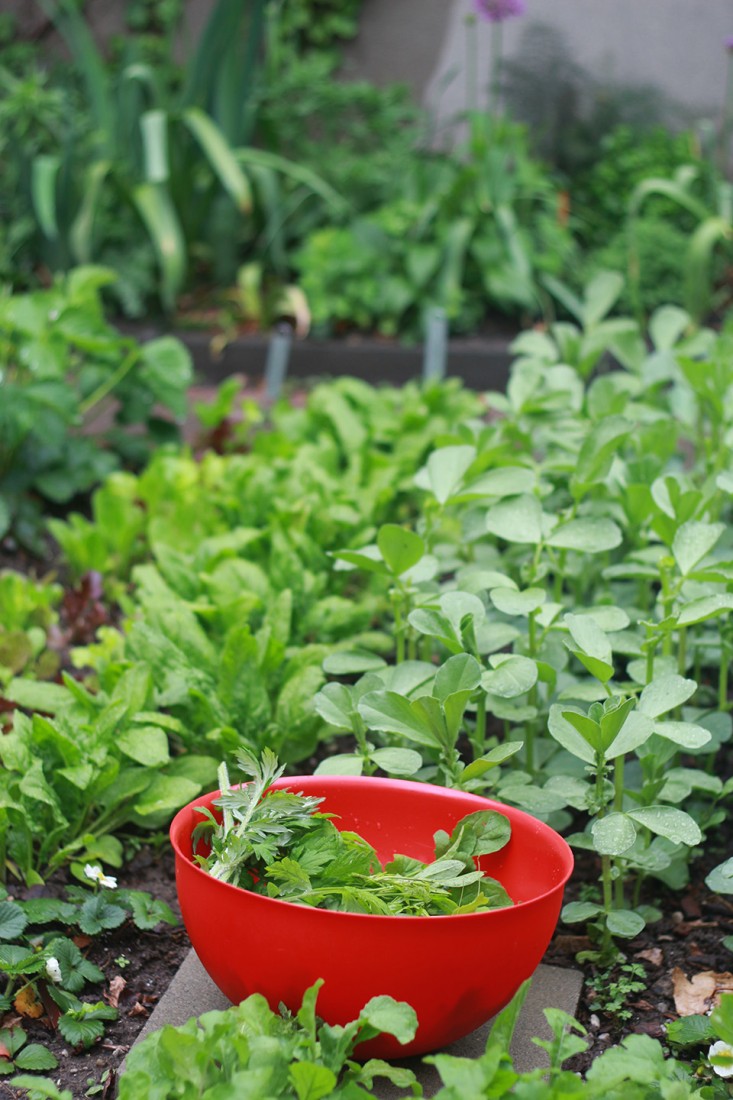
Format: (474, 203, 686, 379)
(12, 0, 732, 125)
(420, 0, 732, 126)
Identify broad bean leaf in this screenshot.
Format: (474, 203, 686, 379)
(570, 416, 633, 495)
(314, 755, 364, 776)
(706, 858, 733, 895)
(591, 813, 637, 856)
(482, 656, 537, 698)
(546, 517, 622, 554)
(485, 495, 544, 545)
(358, 691, 441, 748)
(414, 445, 476, 504)
(627, 806, 702, 847)
(321, 651, 386, 676)
(638, 675, 696, 719)
(548, 705, 596, 765)
(462, 465, 535, 500)
(433, 654, 482, 701)
(460, 741, 523, 781)
(376, 525, 424, 577)
(562, 900, 603, 923)
(602, 710, 655, 758)
(368, 747, 422, 776)
(490, 587, 545, 617)
(677, 593, 733, 626)
(652, 721, 711, 750)
(605, 910, 645, 938)
(672, 520, 724, 576)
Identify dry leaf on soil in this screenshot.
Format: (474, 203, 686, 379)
(672, 968, 733, 1015)
(14, 986, 44, 1018)
(105, 975, 127, 1009)
(636, 947, 663, 967)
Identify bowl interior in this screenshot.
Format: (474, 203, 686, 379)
(173, 774, 573, 908)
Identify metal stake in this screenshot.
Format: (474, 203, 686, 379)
(264, 323, 293, 402)
(422, 307, 448, 383)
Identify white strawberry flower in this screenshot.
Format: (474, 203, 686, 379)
(83, 863, 118, 889)
(45, 956, 62, 984)
(709, 1040, 733, 1078)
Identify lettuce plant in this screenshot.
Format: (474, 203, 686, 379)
(0, 268, 192, 548)
(119, 979, 419, 1099)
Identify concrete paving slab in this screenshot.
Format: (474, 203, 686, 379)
(129, 949, 582, 1093)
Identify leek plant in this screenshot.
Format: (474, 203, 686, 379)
(31, 0, 344, 312)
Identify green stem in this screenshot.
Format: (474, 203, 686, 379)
(79, 346, 139, 418)
(613, 755, 624, 815)
(677, 625, 687, 676)
(353, 716, 375, 775)
(489, 20, 503, 119)
(524, 611, 538, 774)
(472, 692, 487, 760)
(720, 640, 730, 713)
(612, 755, 626, 911)
(218, 762, 233, 835)
(601, 854, 613, 916)
(465, 15, 478, 114)
(393, 593, 405, 664)
(660, 574, 675, 658)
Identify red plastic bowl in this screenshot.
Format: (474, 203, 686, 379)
(170, 775, 573, 1058)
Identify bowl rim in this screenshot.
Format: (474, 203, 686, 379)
(170, 774, 574, 923)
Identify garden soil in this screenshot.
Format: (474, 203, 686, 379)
(1, 844, 732, 1097)
(3, 488, 733, 1095)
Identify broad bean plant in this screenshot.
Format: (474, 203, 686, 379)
(6, 305, 733, 969)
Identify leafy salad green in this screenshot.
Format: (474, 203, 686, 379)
(192, 751, 514, 916)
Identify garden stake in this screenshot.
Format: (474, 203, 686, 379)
(422, 307, 448, 382)
(264, 322, 293, 402)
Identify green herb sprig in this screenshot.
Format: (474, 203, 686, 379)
(193, 752, 513, 915)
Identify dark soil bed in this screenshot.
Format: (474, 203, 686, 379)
(4, 843, 732, 1098)
(2, 540, 733, 1095)
(0, 847, 190, 1100)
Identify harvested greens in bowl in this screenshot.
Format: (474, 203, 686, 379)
(192, 750, 514, 915)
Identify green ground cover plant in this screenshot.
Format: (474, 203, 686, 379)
(2, 378, 481, 884)
(4, 284, 733, 1086)
(118, 978, 419, 1100)
(296, 114, 574, 338)
(0, 874, 173, 1064)
(5, 3, 730, 335)
(0, 266, 192, 549)
(10, 294, 729, 967)
(2, 0, 345, 316)
(39, 976, 733, 1098)
(0, 570, 62, 687)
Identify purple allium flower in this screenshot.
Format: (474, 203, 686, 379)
(473, 0, 526, 22)
(726, 35, 733, 51)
